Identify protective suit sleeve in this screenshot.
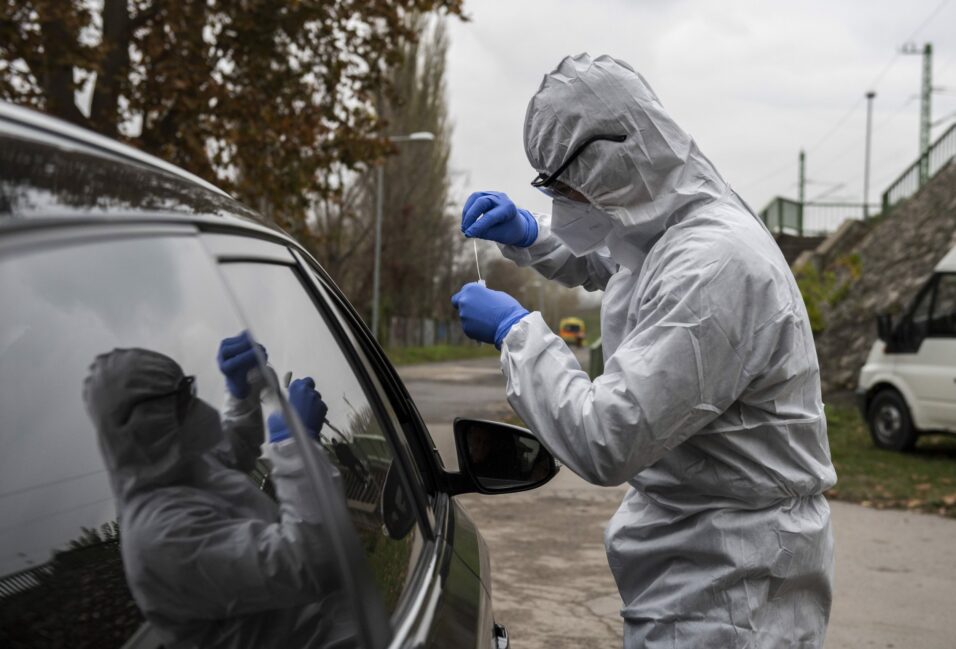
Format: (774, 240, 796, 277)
(498, 211, 616, 291)
(132, 441, 339, 619)
(215, 391, 265, 472)
(501, 254, 782, 487)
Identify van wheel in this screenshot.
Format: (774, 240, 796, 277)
(867, 389, 917, 452)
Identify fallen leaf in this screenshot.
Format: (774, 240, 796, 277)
(915, 483, 932, 492)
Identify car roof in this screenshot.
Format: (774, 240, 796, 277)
(0, 102, 274, 233)
(937, 246, 956, 273)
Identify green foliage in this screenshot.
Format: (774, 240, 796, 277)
(796, 264, 832, 334)
(386, 343, 498, 366)
(825, 404, 956, 517)
(795, 253, 862, 334)
(0, 1, 466, 218)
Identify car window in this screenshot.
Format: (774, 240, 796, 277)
(304, 268, 434, 501)
(218, 262, 423, 618)
(929, 274, 956, 336)
(905, 279, 935, 345)
(0, 236, 352, 647)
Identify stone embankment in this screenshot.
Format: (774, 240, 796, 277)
(796, 162, 956, 394)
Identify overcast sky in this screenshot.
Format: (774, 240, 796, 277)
(444, 0, 956, 217)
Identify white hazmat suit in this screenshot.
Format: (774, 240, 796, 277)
(498, 54, 836, 648)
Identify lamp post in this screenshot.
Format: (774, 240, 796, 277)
(863, 91, 876, 220)
(372, 131, 435, 341)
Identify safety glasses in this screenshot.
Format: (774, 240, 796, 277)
(137, 374, 197, 424)
(530, 133, 627, 200)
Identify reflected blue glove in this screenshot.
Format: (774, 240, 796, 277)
(268, 377, 328, 443)
(217, 331, 267, 399)
(452, 282, 530, 349)
(461, 191, 538, 247)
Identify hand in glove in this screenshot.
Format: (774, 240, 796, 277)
(268, 377, 328, 443)
(452, 282, 530, 349)
(217, 331, 267, 400)
(461, 191, 538, 247)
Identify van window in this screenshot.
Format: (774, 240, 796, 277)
(0, 236, 348, 647)
(929, 274, 956, 337)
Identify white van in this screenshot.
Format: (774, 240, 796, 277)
(857, 246, 956, 451)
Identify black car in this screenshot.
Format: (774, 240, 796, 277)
(0, 103, 559, 648)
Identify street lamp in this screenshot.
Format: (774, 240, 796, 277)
(372, 131, 435, 340)
(863, 91, 876, 220)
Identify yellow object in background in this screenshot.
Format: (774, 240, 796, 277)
(558, 317, 586, 347)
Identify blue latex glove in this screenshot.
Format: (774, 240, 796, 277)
(451, 282, 530, 349)
(217, 331, 267, 400)
(268, 377, 328, 443)
(461, 191, 538, 247)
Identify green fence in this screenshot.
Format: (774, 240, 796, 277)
(882, 122, 956, 212)
(759, 199, 877, 236)
(760, 122, 956, 237)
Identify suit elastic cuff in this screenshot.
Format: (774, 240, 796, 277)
(515, 209, 539, 247)
(495, 309, 531, 349)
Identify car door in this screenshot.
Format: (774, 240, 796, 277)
(890, 274, 956, 431)
(0, 225, 365, 648)
(912, 273, 956, 430)
(293, 253, 497, 649)
(206, 232, 494, 648)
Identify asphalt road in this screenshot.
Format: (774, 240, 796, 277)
(398, 354, 956, 649)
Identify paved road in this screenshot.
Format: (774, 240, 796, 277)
(398, 355, 956, 649)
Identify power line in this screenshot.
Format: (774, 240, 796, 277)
(737, 0, 951, 191)
(806, 0, 950, 155)
(735, 158, 796, 190)
(806, 100, 864, 154)
(901, 0, 952, 45)
(811, 95, 918, 178)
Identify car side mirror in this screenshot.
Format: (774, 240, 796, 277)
(446, 418, 559, 496)
(876, 313, 893, 343)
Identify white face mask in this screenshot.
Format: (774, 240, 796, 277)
(550, 197, 614, 256)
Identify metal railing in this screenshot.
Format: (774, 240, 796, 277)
(760, 122, 955, 238)
(759, 198, 877, 236)
(882, 122, 956, 211)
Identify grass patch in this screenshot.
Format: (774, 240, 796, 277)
(826, 404, 956, 517)
(385, 343, 499, 366)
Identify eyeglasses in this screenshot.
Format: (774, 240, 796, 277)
(530, 133, 627, 200)
(138, 375, 197, 424)
(173, 375, 197, 424)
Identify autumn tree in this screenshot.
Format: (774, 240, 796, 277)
(0, 0, 465, 222)
(309, 16, 471, 337)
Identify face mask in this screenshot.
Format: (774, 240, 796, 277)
(550, 197, 614, 256)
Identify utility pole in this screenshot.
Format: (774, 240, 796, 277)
(797, 150, 805, 237)
(902, 42, 933, 186)
(863, 91, 876, 220)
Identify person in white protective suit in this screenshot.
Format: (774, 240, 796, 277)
(82, 345, 355, 649)
(451, 53, 837, 648)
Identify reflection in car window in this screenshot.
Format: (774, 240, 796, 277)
(0, 237, 351, 648)
(220, 263, 422, 617)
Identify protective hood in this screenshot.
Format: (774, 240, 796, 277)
(83, 348, 222, 500)
(524, 53, 729, 271)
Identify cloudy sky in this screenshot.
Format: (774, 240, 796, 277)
(444, 0, 956, 217)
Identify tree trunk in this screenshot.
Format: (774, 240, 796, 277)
(35, 3, 85, 125)
(89, 0, 131, 135)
